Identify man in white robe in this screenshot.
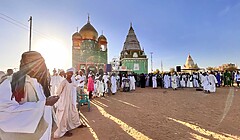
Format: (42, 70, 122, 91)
(116, 74, 120, 90)
(50, 72, 62, 96)
(152, 74, 157, 89)
(236, 71, 240, 87)
(199, 72, 204, 87)
(164, 74, 170, 88)
(193, 73, 199, 88)
(180, 74, 186, 88)
(94, 73, 101, 97)
(129, 74, 136, 90)
(76, 70, 86, 95)
(111, 73, 117, 94)
(202, 73, 210, 93)
(54, 68, 85, 138)
(208, 72, 218, 93)
(0, 51, 59, 140)
(103, 73, 109, 93)
(171, 73, 177, 90)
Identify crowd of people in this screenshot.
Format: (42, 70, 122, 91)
(0, 51, 239, 140)
(134, 70, 240, 93)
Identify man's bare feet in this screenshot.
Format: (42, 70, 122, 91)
(64, 131, 72, 137)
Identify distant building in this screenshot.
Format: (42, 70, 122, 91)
(120, 24, 148, 74)
(183, 54, 199, 73)
(72, 16, 107, 74)
(218, 63, 236, 71)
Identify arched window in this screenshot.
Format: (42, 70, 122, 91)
(133, 52, 138, 58)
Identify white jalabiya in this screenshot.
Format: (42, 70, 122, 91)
(180, 75, 186, 88)
(94, 75, 100, 96)
(98, 81, 104, 96)
(103, 74, 109, 92)
(235, 74, 240, 82)
(208, 74, 218, 92)
(50, 75, 63, 95)
(111, 76, 117, 94)
(130, 76, 136, 90)
(202, 75, 210, 91)
(193, 74, 199, 88)
(71, 75, 78, 107)
(176, 75, 180, 87)
(54, 79, 80, 138)
(152, 75, 157, 88)
(121, 77, 126, 88)
(199, 74, 204, 87)
(171, 75, 177, 89)
(0, 76, 52, 140)
(187, 75, 193, 88)
(93, 81, 98, 96)
(164, 75, 170, 88)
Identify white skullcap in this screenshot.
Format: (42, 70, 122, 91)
(67, 68, 74, 72)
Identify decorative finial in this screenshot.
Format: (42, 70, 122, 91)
(87, 13, 90, 23)
(102, 30, 103, 35)
(77, 27, 78, 32)
(130, 22, 132, 27)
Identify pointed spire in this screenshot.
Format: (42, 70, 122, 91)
(87, 13, 90, 23)
(122, 22, 141, 51)
(102, 30, 103, 35)
(77, 27, 78, 32)
(130, 22, 133, 30)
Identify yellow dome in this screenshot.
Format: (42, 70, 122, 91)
(72, 32, 82, 39)
(98, 35, 107, 42)
(79, 22, 98, 40)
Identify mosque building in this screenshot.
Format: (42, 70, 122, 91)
(120, 23, 148, 74)
(72, 16, 107, 74)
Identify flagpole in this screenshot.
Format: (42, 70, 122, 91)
(29, 16, 32, 51)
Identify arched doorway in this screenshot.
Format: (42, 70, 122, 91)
(87, 65, 97, 75)
(98, 69, 104, 76)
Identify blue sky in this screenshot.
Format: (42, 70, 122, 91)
(0, 0, 240, 72)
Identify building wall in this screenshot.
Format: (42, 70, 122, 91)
(72, 39, 107, 72)
(122, 58, 148, 74)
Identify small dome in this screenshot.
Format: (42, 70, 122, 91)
(72, 32, 82, 39)
(79, 22, 98, 40)
(98, 35, 107, 42)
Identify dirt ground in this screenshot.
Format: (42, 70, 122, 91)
(52, 87, 240, 140)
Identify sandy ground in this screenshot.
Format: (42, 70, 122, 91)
(52, 86, 240, 140)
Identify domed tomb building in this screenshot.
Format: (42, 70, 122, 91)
(183, 54, 199, 73)
(120, 24, 148, 74)
(72, 16, 107, 74)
